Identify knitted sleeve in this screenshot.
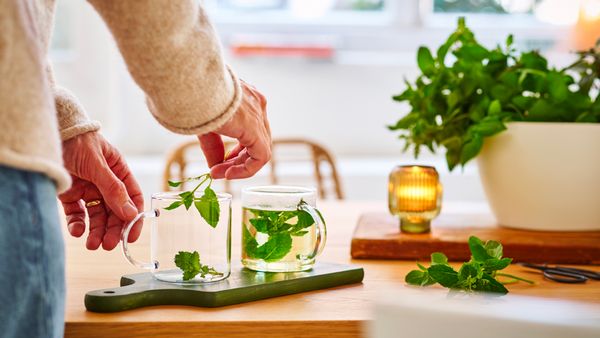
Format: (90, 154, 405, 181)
(87, 0, 242, 135)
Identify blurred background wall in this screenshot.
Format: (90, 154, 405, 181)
(50, 0, 600, 201)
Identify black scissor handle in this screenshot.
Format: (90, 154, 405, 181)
(542, 268, 588, 283)
(552, 267, 600, 281)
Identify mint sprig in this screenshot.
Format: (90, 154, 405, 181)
(174, 250, 223, 281)
(405, 236, 534, 294)
(165, 173, 220, 227)
(243, 201, 319, 262)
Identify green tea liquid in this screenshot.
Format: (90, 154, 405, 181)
(242, 207, 316, 272)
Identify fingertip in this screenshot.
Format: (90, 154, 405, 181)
(68, 222, 85, 238)
(101, 237, 119, 251)
(86, 236, 101, 250)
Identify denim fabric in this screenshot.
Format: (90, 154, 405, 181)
(0, 165, 65, 338)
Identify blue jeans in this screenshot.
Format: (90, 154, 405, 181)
(0, 165, 65, 338)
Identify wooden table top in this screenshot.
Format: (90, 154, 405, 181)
(63, 201, 600, 338)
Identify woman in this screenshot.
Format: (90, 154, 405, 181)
(0, 1, 271, 337)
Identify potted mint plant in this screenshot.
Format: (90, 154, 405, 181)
(389, 18, 600, 231)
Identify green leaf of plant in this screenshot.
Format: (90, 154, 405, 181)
(431, 252, 449, 266)
(417, 46, 436, 76)
(405, 269, 436, 286)
(488, 100, 502, 115)
(168, 180, 182, 188)
(475, 272, 509, 294)
(428, 264, 459, 288)
(255, 233, 293, 262)
(459, 133, 483, 166)
(483, 257, 512, 273)
(179, 191, 194, 210)
(194, 186, 220, 228)
(250, 218, 270, 233)
(174, 251, 201, 281)
(242, 225, 259, 259)
(483, 240, 503, 259)
(468, 236, 493, 262)
(164, 200, 183, 210)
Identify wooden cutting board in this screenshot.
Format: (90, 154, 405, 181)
(85, 262, 364, 313)
(351, 212, 600, 264)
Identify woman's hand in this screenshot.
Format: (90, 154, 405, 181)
(199, 81, 271, 179)
(59, 131, 144, 250)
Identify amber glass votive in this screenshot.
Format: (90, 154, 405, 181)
(388, 165, 442, 233)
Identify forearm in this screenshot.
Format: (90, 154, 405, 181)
(87, 0, 242, 135)
(46, 64, 101, 141)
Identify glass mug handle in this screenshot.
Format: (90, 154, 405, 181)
(297, 203, 327, 259)
(121, 209, 159, 270)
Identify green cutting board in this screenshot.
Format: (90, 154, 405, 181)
(85, 262, 364, 313)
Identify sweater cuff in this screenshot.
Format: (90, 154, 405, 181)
(148, 66, 243, 135)
(54, 87, 101, 140)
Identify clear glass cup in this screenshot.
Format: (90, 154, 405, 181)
(121, 192, 231, 284)
(241, 186, 327, 272)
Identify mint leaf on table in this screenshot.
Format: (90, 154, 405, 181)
(405, 236, 532, 294)
(174, 250, 223, 281)
(428, 265, 459, 288)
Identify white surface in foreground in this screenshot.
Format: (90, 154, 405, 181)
(370, 288, 600, 338)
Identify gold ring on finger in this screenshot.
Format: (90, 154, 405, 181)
(85, 200, 103, 208)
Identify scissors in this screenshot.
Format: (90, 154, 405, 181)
(518, 263, 600, 284)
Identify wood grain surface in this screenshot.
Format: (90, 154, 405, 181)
(63, 201, 600, 338)
(351, 212, 600, 264)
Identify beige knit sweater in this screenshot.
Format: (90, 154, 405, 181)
(0, 0, 242, 193)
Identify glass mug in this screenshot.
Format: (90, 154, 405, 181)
(121, 192, 232, 284)
(241, 186, 327, 272)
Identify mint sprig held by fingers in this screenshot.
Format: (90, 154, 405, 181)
(405, 236, 534, 294)
(165, 173, 220, 227)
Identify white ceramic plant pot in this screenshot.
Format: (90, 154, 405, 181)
(477, 122, 600, 231)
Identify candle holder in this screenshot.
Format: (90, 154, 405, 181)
(388, 165, 442, 233)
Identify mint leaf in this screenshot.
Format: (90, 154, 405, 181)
(417, 46, 435, 76)
(179, 191, 194, 210)
(468, 236, 493, 262)
(242, 225, 259, 259)
(476, 273, 509, 294)
(164, 200, 183, 210)
(406, 269, 436, 286)
(168, 180, 182, 188)
(431, 252, 448, 265)
(195, 186, 220, 228)
(250, 218, 270, 233)
(255, 233, 292, 262)
(174, 251, 201, 281)
(428, 264, 459, 288)
(483, 240, 503, 259)
(174, 250, 222, 281)
(483, 257, 512, 273)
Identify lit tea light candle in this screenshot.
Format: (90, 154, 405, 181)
(388, 165, 443, 233)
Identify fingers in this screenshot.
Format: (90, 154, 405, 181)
(94, 145, 138, 221)
(102, 212, 122, 250)
(210, 149, 250, 178)
(85, 199, 108, 250)
(198, 133, 225, 167)
(61, 200, 86, 238)
(104, 146, 145, 243)
(214, 85, 271, 179)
